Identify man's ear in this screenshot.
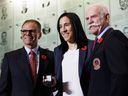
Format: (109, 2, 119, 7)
(38, 32, 42, 39)
(106, 13, 110, 23)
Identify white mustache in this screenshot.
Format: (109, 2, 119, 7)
(88, 24, 101, 29)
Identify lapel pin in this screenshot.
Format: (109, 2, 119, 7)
(97, 37, 103, 44)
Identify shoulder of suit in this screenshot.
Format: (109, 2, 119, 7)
(54, 45, 62, 51)
(4, 48, 23, 57)
(106, 30, 128, 47)
(110, 30, 128, 41)
(110, 29, 125, 37)
(39, 47, 53, 54)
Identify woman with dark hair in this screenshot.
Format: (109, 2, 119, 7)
(54, 12, 91, 96)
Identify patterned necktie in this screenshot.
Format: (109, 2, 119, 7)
(29, 50, 37, 81)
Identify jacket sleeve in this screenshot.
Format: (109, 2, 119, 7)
(0, 53, 11, 96)
(105, 30, 128, 96)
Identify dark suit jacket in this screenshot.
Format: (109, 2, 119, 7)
(0, 47, 54, 96)
(54, 43, 92, 96)
(88, 28, 128, 96)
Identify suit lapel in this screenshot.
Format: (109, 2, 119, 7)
(38, 47, 49, 74)
(91, 28, 113, 58)
(55, 46, 87, 79)
(79, 49, 87, 77)
(18, 48, 33, 83)
(54, 48, 63, 80)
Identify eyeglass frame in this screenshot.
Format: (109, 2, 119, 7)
(20, 29, 39, 34)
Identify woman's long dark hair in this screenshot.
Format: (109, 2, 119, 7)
(57, 12, 88, 53)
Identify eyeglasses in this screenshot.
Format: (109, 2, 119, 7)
(20, 29, 37, 33)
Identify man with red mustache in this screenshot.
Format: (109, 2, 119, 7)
(85, 3, 128, 96)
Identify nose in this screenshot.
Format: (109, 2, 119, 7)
(88, 19, 93, 25)
(22, 31, 32, 36)
(60, 26, 67, 33)
(86, 17, 93, 25)
(26, 31, 32, 35)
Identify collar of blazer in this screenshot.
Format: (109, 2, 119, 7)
(38, 47, 48, 61)
(91, 28, 114, 57)
(55, 46, 87, 79)
(79, 46, 88, 77)
(38, 47, 50, 72)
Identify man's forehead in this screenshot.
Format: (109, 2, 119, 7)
(86, 8, 99, 17)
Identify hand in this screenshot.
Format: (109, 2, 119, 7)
(63, 82, 72, 94)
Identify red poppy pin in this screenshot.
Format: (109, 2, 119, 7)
(41, 55, 47, 60)
(81, 45, 87, 51)
(97, 37, 103, 44)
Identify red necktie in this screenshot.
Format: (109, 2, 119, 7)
(92, 38, 97, 50)
(29, 50, 37, 81)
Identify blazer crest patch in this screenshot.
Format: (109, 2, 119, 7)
(93, 58, 101, 70)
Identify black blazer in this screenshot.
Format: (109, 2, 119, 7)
(54, 42, 92, 96)
(88, 28, 128, 96)
(0, 47, 54, 96)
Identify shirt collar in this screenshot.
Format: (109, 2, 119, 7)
(97, 26, 111, 39)
(24, 46, 39, 55)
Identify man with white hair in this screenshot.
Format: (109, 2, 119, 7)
(85, 3, 128, 96)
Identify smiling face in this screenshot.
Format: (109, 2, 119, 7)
(59, 16, 74, 43)
(21, 21, 41, 49)
(85, 5, 109, 35)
